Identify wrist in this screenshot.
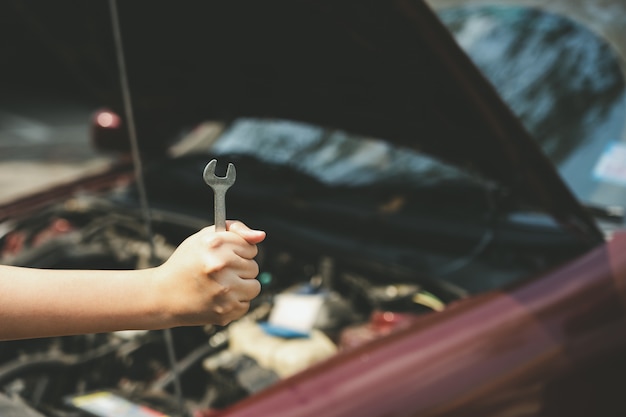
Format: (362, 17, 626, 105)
(141, 267, 180, 329)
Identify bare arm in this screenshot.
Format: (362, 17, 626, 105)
(0, 221, 265, 340)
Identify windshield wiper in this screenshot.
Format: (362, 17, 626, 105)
(585, 203, 625, 224)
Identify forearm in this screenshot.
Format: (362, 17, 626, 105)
(0, 222, 265, 341)
(0, 265, 171, 340)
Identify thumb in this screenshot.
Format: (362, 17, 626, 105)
(227, 221, 266, 244)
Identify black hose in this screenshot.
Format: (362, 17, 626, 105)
(149, 333, 228, 392)
(0, 338, 131, 385)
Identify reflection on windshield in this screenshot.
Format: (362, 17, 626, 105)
(212, 118, 483, 188)
(438, 5, 626, 209)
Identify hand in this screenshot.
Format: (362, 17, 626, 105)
(153, 220, 266, 327)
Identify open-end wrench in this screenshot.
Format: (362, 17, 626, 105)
(203, 159, 236, 232)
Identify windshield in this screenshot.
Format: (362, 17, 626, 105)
(211, 118, 485, 188)
(435, 4, 626, 211)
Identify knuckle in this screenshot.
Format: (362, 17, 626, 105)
(207, 257, 228, 273)
(206, 234, 224, 249)
(210, 280, 230, 297)
(239, 301, 251, 315)
(252, 280, 262, 297)
(217, 284, 231, 296)
(216, 317, 231, 327)
(251, 261, 260, 277)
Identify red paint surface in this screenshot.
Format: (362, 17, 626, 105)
(218, 233, 626, 417)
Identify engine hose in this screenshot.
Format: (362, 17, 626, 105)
(149, 336, 228, 392)
(149, 304, 271, 392)
(0, 339, 131, 386)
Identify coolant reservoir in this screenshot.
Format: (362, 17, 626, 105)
(228, 321, 337, 378)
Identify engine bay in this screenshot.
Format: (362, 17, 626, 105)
(0, 195, 453, 416)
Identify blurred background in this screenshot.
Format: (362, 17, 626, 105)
(0, 89, 114, 204)
(1, 0, 625, 205)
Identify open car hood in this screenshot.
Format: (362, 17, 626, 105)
(116, 0, 604, 242)
(6, 0, 604, 242)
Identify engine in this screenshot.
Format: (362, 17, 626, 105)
(0, 195, 450, 417)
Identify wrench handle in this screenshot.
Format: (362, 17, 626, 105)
(213, 188, 227, 232)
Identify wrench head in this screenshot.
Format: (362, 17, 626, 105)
(203, 159, 236, 187)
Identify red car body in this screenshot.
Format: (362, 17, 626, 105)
(221, 234, 626, 417)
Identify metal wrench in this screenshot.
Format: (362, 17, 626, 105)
(203, 159, 236, 231)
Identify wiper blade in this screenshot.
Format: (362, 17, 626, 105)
(585, 203, 624, 223)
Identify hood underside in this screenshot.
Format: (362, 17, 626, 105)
(4, 0, 604, 242)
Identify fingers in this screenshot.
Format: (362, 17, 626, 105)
(236, 257, 260, 279)
(208, 273, 260, 325)
(212, 301, 252, 327)
(227, 220, 266, 244)
(210, 270, 261, 300)
(236, 275, 262, 300)
(200, 233, 258, 263)
(171, 221, 264, 326)
(209, 251, 259, 279)
(200, 224, 262, 260)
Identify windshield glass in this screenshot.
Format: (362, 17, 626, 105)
(435, 4, 626, 210)
(211, 118, 485, 188)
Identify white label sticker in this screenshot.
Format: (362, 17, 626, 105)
(268, 293, 324, 334)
